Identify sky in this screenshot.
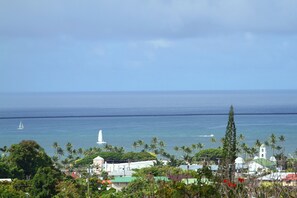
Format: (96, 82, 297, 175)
(1, 0, 297, 92)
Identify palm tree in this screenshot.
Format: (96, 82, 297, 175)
(52, 142, 59, 156)
(255, 139, 262, 147)
(173, 146, 179, 151)
(77, 148, 83, 157)
(279, 135, 285, 153)
(240, 143, 249, 160)
(151, 137, 158, 145)
(143, 144, 149, 151)
(132, 141, 138, 150)
(57, 146, 64, 159)
(159, 140, 165, 148)
(66, 142, 73, 155)
(196, 143, 204, 150)
(211, 137, 216, 143)
(137, 140, 144, 146)
(268, 133, 277, 155)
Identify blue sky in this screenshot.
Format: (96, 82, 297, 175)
(1, 0, 297, 92)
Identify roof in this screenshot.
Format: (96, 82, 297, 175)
(179, 164, 218, 171)
(235, 157, 244, 164)
(111, 176, 169, 183)
(253, 158, 276, 168)
(94, 156, 104, 160)
(258, 172, 290, 181)
(0, 179, 12, 182)
(283, 174, 297, 181)
(111, 177, 137, 183)
(181, 178, 211, 184)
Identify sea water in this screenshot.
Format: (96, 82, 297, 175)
(0, 91, 297, 156)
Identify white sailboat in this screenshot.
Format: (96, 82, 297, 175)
(18, 121, 24, 130)
(96, 130, 106, 145)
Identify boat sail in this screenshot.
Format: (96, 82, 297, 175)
(97, 130, 106, 145)
(18, 121, 24, 130)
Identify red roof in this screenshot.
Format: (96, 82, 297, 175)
(283, 174, 297, 181)
(102, 180, 112, 184)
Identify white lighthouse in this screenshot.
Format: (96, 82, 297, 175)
(259, 144, 267, 159)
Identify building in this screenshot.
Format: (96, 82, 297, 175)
(282, 173, 297, 186)
(246, 144, 276, 174)
(179, 164, 218, 172)
(248, 157, 276, 174)
(92, 156, 155, 176)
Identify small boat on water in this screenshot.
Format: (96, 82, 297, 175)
(198, 134, 214, 138)
(18, 121, 24, 130)
(97, 130, 106, 145)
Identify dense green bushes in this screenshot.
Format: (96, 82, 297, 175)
(75, 151, 156, 167)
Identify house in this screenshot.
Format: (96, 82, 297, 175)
(92, 156, 155, 176)
(248, 158, 276, 174)
(0, 178, 12, 182)
(179, 164, 218, 172)
(258, 172, 289, 181)
(282, 173, 297, 186)
(235, 157, 246, 170)
(247, 144, 276, 174)
(181, 177, 212, 185)
(93, 156, 104, 175)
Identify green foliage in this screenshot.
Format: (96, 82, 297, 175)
(195, 148, 223, 161)
(133, 165, 183, 177)
(54, 180, 84, 198)
(0, 182, 27, 198)
(222, 106, 237, 181)
(0, 161, 12, 178)
(8, 140, 53, 179)
(30, 167, 62, 198)
(121, 151, 156, 161)
(75, 151, 155, 167)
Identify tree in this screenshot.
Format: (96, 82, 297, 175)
(0, 161, 12, 178)
(54, 180, 84, 198)
(52, 142, 59, 156)
(31, 167, 62, 198)
(66, 142, 73, 155)
(195, 148, 223, 162)
(8, 140, 53, 179)
(0, 183, 27, 198)
(221, 106, 237, 181)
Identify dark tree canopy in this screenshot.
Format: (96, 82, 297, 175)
(31, 167, 62, 198)
(8, 140, 53, 179)
(222, 106, 237, 181)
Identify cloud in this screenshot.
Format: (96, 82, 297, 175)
(0, 0, 296, 40)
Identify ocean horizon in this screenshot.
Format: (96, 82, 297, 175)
(1, 90, 297, 156)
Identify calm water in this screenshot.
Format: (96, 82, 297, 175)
(0, 91, 297, 156)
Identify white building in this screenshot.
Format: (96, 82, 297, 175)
(247, 144, 276, 174)
(93, 156, 104, 175)
(235, 157, 245, 170)
(259, 144, 267, 159)
(92, 156, 155, 176)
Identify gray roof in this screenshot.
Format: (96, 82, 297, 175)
(179, 164, 218, 171)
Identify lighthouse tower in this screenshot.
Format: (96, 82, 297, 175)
(259, 144, 267, 159)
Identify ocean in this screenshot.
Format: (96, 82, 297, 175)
(0, 90, 297, 157)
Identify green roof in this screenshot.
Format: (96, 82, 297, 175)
(111, 177, 136, 183)
(254, 158, 276, 168)
(154, 176, 169, 182)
